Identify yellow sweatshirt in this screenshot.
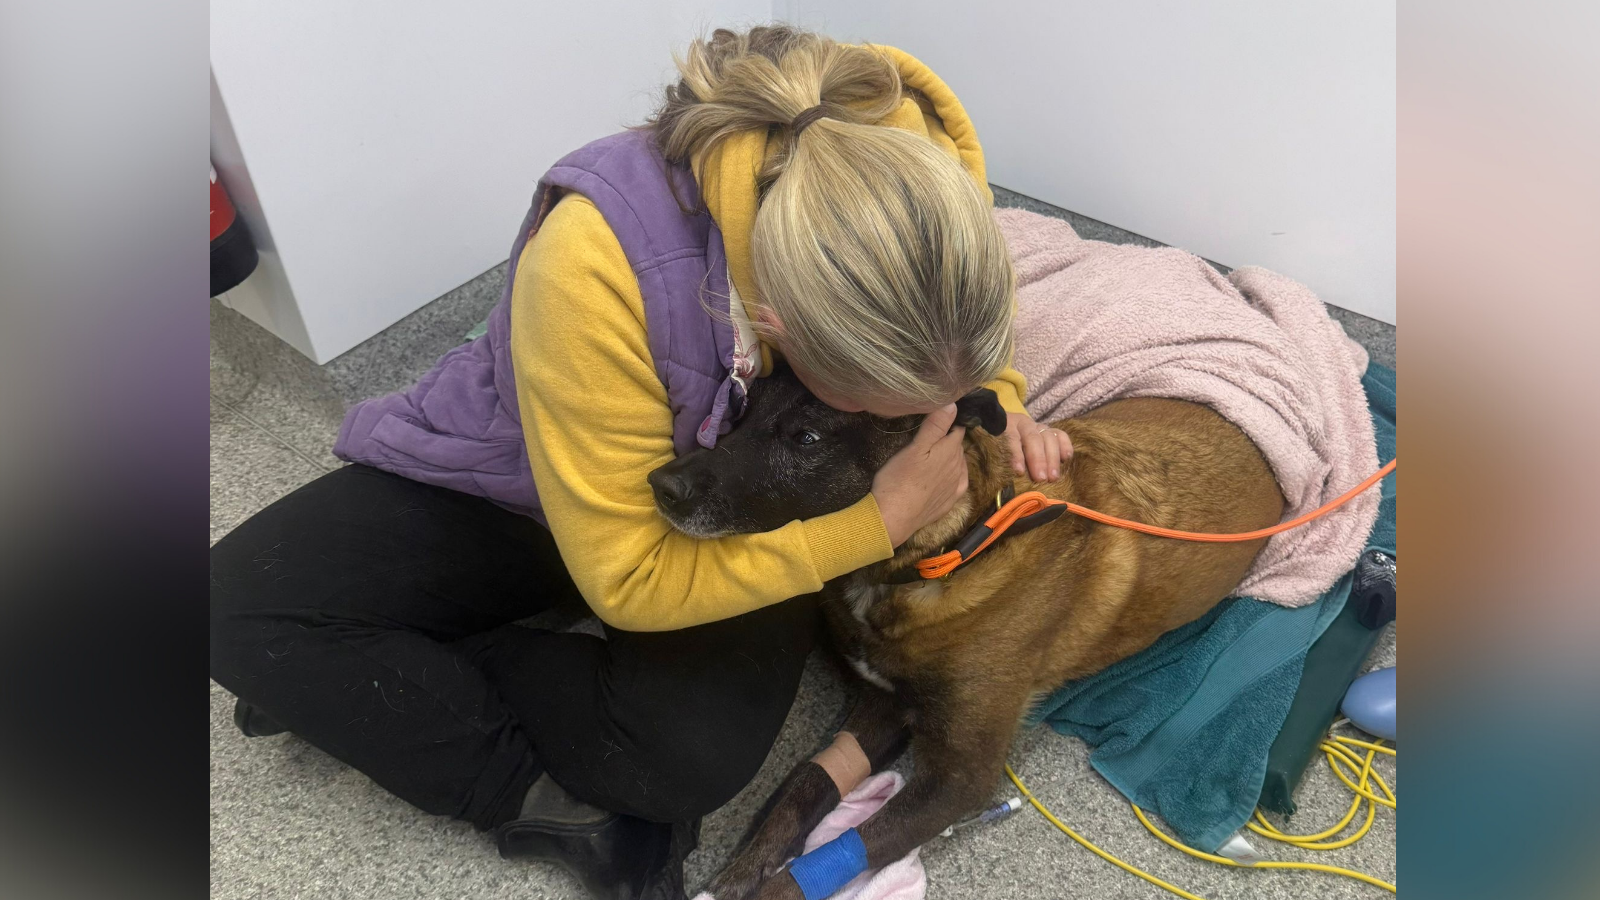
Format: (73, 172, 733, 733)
(510, 47, 1027, 632)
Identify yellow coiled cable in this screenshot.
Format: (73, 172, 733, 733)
(1004, 730, 1396, 897)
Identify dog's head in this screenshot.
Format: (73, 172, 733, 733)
(648, 367, 1007, 538)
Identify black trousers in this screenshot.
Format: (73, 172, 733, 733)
(210, 464, 817, 830)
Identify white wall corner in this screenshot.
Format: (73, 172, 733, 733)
(210, 68, 320, 360)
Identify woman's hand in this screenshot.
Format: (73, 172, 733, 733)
(871, 404, 970, 547)
(1005, 411, 1072, 481)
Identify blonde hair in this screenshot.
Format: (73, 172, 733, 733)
(650, 26, 1015, 408)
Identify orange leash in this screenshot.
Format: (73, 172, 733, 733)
(915, 459, 1397, 581)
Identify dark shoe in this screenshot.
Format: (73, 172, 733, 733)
(232, 698, 287, 737)
(496, 775, 697, 900)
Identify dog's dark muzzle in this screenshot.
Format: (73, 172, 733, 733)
(647, 458, 709, 519)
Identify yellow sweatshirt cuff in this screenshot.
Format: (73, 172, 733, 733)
(987, 377, 1028, 416)
(801, 494, 895, 582)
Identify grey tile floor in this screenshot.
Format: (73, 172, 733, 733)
(210, 191, 1397, 899)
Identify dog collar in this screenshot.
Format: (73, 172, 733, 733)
(884, 483, 1069, 584)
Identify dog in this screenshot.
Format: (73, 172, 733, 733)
(649, 367, 1284, 900)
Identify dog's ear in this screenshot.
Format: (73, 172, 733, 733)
(954, 388, 1007, 435)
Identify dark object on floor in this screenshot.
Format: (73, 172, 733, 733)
(232, 698, 286, 738)
(210, 168, 258, 296)
(1351, 548, 1398, 630)
(1256, 587, 1392, 815)
(497, 806, 698, 900)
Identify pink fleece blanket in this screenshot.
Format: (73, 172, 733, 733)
(693, 772, 924, 900)
(999, 208, 1380, 606)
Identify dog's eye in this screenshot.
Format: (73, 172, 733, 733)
(794, 429, 821, 446)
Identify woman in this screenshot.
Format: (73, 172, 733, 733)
(210, 26, 1067, 900)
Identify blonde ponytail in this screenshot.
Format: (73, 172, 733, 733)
(651, 26, 1016, 408)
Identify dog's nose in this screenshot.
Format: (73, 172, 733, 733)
(648, 469, 696, 509)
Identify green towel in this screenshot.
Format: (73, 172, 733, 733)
(1027, 363, 1396, 852)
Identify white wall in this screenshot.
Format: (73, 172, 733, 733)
(785, 1, 1396, 324)
(211, 0, 764, 363)
(213, 3, 1395, 363)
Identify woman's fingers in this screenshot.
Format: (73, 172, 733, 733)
(1051, 428, 1073, 477)
(914, 404, 959, 447)
(1021, 424, 1048, 481)
(1054, 426, 1074, 463)
(1043, 427, 1064, 480)
(936, 424, 970, 494)
(870, 406, 969, 547)
(1006, 427, 1027, 475)
(1010, 415, 1069, 482)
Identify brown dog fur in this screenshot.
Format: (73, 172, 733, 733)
(710, 398, 1283, 900)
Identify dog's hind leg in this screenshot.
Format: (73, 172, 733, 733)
(708, 686, 908, 900)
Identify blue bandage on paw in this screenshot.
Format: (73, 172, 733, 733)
(787, 828, 869, 900)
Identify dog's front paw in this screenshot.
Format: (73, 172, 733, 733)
(708, 854, 767, 900)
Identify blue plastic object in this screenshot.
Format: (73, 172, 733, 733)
(788, 828, 869, 900)
(1341, 666, 1396, 740)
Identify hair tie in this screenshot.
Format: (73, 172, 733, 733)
(791, 104, 830, 138)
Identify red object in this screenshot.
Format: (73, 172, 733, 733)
(210, 169, 237, 241)
(210, 165, 257, 295)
